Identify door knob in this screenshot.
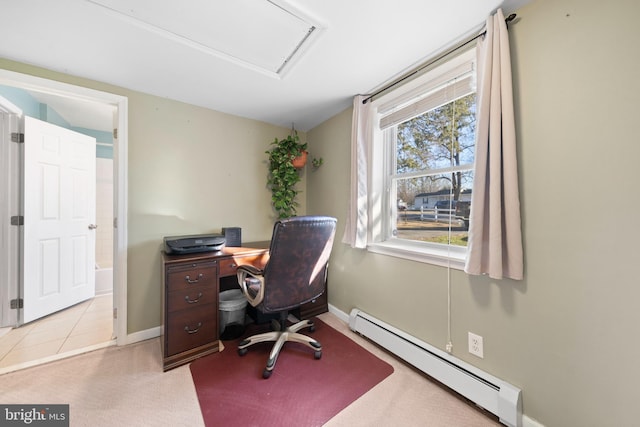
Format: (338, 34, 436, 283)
(88, 224, 98, 230)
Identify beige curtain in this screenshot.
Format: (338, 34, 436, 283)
(342, 95, 370, 248)
(464, 9, 523, 280)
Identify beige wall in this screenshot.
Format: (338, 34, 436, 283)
(307, 0, 640, 425)
(0, 58, 306, 333)
(125, 91, 307, 331)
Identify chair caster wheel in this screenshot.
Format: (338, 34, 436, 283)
(238, 348, 248, 356)
(314, 350, 322, 359)
(263, 369, 272, 379)
(309, 324, 316, 333)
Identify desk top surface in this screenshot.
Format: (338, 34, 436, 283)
(162, 241, 270, 264)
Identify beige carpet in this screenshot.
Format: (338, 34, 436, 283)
(0, 312, 500, 426)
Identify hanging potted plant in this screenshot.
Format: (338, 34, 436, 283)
(266, 131, 307, 218)
(292, 149, 308, 169)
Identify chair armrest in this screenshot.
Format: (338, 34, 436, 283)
(236, 264, 265, 307)
(237, 264, 263, 276)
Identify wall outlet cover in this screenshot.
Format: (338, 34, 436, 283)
(468, 332, 484, 358)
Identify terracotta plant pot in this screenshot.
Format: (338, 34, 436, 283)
(292, 150, 308, 169)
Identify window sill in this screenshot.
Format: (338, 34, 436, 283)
(367, 239, 466, 270)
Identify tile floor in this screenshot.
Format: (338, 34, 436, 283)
(0, 294, 114, 373)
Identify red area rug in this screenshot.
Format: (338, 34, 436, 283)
(190, 318, 394, 427)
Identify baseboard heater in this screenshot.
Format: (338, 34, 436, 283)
(349, 309, 522, 427)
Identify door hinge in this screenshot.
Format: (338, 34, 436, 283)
(10, 299, 23, 309)
(10, 215, 24, 226)
(113, 217, 118, 229)
(113, 307, 117, 319)
(11, 132, 24, 143)
(113, 128, 118, 139)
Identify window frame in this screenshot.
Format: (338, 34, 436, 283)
(365, 47, 477, 269)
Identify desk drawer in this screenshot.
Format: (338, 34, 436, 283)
(218, 258, 239, 278)
(219, 254, 269, 277)
(166, 303, 217, 356)
(167, 285, 217, 313)
(166, 261, 217, 292)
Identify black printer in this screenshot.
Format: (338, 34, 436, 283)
(163, 233, 226, 254)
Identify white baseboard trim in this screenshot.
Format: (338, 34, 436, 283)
(328, 303, 349, 322)
(0, 339, 116, 375)
(523, 416, 545, 427)
(124, 326, 161, 345)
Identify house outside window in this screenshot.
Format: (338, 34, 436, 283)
(367, 47, 477, 268)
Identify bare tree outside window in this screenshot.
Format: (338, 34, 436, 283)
(393, 93, 476, 246)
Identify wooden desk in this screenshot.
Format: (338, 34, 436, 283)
(161, 245, 269, 371)
(160, 242, 329, 371)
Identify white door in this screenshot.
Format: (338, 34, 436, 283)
(22, 116, 96, 324)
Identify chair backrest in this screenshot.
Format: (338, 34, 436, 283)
(260, 216, 337, 313)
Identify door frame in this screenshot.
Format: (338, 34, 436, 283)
(0, 69, 128, 346)
(0, 96, 22, 328)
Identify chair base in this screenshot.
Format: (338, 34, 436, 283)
(238, 317, 322, 379)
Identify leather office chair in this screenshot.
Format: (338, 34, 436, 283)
(236, 215, 337, 378)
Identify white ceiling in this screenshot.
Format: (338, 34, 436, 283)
(0, 0, 529, 133)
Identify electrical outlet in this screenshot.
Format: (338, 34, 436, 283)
(468, 332, 484, 358)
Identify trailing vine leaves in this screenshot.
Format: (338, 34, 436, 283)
(266, 131, 307, 219)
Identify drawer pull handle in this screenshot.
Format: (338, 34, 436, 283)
(185, 273, 203, 284)
(184, 322, 203, 334)
(230, 263, 236, 268)
(184, 293, 203, 304)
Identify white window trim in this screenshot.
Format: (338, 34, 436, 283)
(365, 48, 476, 269)
(368, 239, 467, 269)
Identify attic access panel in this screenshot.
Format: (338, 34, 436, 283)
(87, 0, 321, 77)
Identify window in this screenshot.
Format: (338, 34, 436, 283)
(367, 48, 476, 268)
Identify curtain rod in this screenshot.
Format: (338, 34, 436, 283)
(362, 13, 517, 104)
